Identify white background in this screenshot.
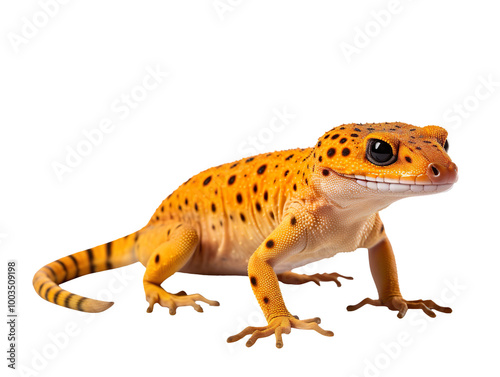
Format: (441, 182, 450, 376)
(1, 1, 499, 376)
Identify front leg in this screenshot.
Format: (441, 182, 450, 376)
(347, 237, 451, 318)
(227, 211, 333, 348)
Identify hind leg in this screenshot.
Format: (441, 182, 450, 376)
(141, 223, 219, 314)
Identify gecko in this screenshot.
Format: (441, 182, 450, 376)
(33, 122, 457, 348)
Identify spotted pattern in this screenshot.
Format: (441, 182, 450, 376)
(34, 121, 455, 321)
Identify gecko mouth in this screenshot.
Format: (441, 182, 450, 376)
(339, 174, 454, 193)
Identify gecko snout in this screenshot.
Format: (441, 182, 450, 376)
(426, 162, 458, 185)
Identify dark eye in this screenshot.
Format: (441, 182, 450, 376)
(366, 139, 397, 166)
(444, 139, 449, 152)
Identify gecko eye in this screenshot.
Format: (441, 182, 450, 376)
(444, 139, 449, 152)
(366, 139, 397, 166)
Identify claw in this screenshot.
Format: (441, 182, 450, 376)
(347, 297, 381, 311)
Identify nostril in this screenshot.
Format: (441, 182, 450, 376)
(431, 165, 440, 177)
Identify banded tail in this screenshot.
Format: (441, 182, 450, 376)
(33, 232, 139, 313)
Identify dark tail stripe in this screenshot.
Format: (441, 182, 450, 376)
(44, 285, 54, 301)
(64, 293, 75, 308)
(86, 249, 95, 273)
(54, 260, 68, 281)
(38, 281, 47, 295)
(77, 297, 87, 311)
(106, 242, 112, 270)
(53, 288, 63, 305)
(44, 265, 57, 281)
(68, 254, 80, 278)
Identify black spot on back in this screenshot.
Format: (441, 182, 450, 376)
(236, 193, 243, 204)
(203, 176, 212, 186)
(228, 175, 236, 185)
(340, 138, 347, 144)
(250, 276, 257, 286)
(342, 148, 350, 156)
(266, 239, 274, 248)
(327, 148, 335, 157)
(257, 165, 267, 174)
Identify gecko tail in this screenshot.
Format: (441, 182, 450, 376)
(33, 232, 139, 313)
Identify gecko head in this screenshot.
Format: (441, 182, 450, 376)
(312, 122, 458, 204)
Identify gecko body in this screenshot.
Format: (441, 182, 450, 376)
(34, 122, 457, 347)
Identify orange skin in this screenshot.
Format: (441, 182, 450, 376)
(33, 122, 457, 348)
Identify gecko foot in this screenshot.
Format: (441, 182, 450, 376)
(278, 272, 353, 287)
(347, 295, 452, 318)
(227, 316, 333, 348)
(144, 282, 219, 315)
